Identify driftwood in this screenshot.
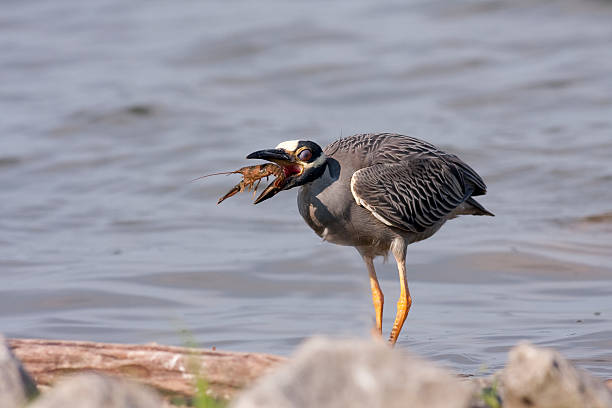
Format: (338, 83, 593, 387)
(8, 338, 286, 401)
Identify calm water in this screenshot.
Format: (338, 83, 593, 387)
(1, 0, 612, 377)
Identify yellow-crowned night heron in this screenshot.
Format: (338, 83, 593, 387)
(246, 133, 493, 345)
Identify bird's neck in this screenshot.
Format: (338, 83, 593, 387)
(301, 157, 329, 185)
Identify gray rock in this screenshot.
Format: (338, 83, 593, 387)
(502, 342, 612, 408)
(28, 373, 163, 408)
(231, 337, 473, 408)
(0, 334, 38, 408)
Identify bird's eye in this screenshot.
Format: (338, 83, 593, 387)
(298, 149, 312, 162)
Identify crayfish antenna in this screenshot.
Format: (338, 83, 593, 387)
(191, 171, 240, 183)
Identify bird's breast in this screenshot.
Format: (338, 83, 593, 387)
(298, 170, 367, 247)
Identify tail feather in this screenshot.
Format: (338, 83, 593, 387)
(466, 197, 494, 217)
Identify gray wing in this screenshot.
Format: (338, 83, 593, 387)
(327, 133, 487, 196)
(350, 158, 474, 233)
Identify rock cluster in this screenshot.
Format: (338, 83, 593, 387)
(502, 343, 612, 408)
(1, 333, 611, 408)
(232, 338, 612, 408)
(27, 373, 162, 408)
(0, 335, 38, 408)
(231, 337, 473, 408)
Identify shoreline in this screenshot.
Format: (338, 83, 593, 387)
(3, 336, 612, 407)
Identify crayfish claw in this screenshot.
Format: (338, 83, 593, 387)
(217, 184, 241, 204)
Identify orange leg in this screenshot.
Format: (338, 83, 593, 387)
(363, 255, 384, 337)
(388, 255, 412, 346)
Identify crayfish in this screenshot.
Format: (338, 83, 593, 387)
(194, 163, 285, 204)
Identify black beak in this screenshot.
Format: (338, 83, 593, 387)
(247, 148, 296, 205)
(253, 182, 281, 205)
(246, 149, 294, 163)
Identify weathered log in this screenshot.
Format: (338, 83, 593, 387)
(8, 338, 286, 401)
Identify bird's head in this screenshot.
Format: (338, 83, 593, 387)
(247, 140, 327, 204)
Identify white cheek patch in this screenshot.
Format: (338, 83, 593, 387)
(275, 140, 300, 151)
(274, 140, 325, 171)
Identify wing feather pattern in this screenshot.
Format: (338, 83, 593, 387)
(350, 158, 473, 233)
(326, 133, 487, 196)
